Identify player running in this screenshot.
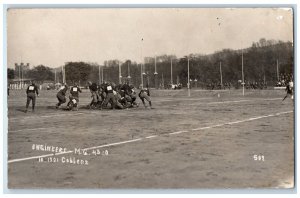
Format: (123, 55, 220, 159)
(282, 80, 294, 101)
(25, 80, 39, 113)
(56, 84, 69, 109)
(138, 87, 153, 109)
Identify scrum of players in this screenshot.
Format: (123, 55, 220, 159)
(24, 80, 153, 113)
(54, 81, 153, 111)
(24, 81, 153, 113)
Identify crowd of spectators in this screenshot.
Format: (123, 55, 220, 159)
(275, 73, 293, 87)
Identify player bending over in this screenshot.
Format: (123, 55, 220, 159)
(88, 81, 99, 109)
(126, 85, 138, 107)
(67, 83, 82, 110)
(56, 84, 69, 109)
(139, 87, 153, 109)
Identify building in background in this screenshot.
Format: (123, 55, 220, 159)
(11, 63, 31, 89)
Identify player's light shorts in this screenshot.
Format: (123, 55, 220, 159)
(91, 91, 98, 103)
(70, 96, 79, 102)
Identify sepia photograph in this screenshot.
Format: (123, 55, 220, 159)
(6, 7, 294, 189)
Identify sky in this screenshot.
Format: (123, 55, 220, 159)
(7, 8, 293, 68)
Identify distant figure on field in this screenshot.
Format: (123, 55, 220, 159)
(25, 80, 39, 113)
(282, 80, 294, 101)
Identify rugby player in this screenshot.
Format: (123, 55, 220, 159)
(68, 83, 82, 110)
(113, 89, 125, 109)
(128, 85, 138, 107)
(25, 80, 39, 113)
(101, 82, 116, 109)
(139, 87, 153, 109)
(120, 82, 137, 107)
(97, 84, 106, 106)
(282, 79, 294, 101)
(88, 81, 99, 109)
(56, 84, 69, 109)
(121, 81, 131, 95)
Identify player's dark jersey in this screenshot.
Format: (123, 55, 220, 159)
(104, 84, 114, 94)
(119, 90, 126, 98)
(89, 83, 98, 92)
(26, 84, 39, 95)
(70, 86, 82, 97)
(142, 88, 150, 96)
(121, 84, 131, 94)
(58, 85, 68, 96)
(139, 88, 150, 97)
(286, 84, 293, 94)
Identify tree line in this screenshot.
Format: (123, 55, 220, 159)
(8, 38, 293, 88)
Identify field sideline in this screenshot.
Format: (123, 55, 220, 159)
(7, 89, 294, 189)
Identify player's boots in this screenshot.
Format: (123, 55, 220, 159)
(93, 102, 98, 109)
(149, 101, 153, 109)
(143, 103, 147, 109)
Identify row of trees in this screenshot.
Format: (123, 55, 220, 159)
(8, 38, 293, 88)
(7, 65, 54, 83)
(94, 39, 293, 88)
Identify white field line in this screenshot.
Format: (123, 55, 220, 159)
(145, 135, 158, 139)
(9, 112, 85, 121)
(83, 138, 143, 151)
(9, 127, 57, 133)
(156, 97, 211, 102)
(7, 111, 293, 164)
(8, 98, 284, 122)
(169, 130, 189, 135)
(186, 98, 282, 106)
(8, 150, 74, 163)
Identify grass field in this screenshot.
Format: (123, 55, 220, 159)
(7, 88, 294, 189)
